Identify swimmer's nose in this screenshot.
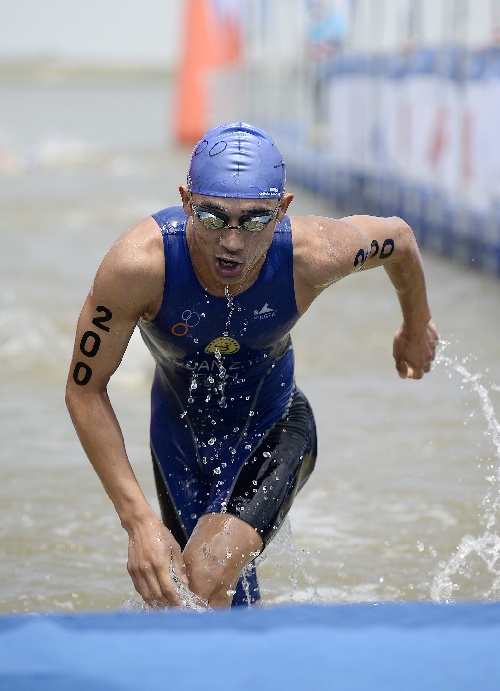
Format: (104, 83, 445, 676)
(219, 228, 245, 253)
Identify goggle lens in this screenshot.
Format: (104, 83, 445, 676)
(192, 203, 280, 233)
(195, 210, 226, 230)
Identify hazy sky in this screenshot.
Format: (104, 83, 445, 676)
(0, 0, 183, 66)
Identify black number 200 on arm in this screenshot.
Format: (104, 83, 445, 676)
(72, 306, 113, 386)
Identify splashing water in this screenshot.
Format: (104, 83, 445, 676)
(187, 372, 198, 404)
(223, 284, 235, 335)
(431, 342, 500, 603)
(122, 562, 210, 613)
(214, 348, 227, 408)
(209, 286, 239, 411)
(257, 518, 321, 604)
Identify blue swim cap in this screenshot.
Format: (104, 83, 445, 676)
(187, 122, 286, 199)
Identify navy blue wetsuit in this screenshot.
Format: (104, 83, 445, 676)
(139, 207, 317, 606)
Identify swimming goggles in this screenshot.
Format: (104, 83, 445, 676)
(190, 198, 281, 232)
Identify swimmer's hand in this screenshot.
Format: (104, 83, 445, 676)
(125, 512, 189, 607)
(393, 320, 439, 379)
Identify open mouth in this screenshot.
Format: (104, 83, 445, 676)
(216, 257, 242, 276)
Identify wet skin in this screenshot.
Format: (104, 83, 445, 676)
(179, 186, 294, 297)
(66, 184, 438, 608)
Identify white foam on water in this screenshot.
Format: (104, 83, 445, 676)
(257, 518, 322, 604)
(431, 342, 500, 602)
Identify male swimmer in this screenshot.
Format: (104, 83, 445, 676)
(66, 122, 438, 608)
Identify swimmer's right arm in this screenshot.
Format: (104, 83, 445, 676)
(65, 217, 189, 607)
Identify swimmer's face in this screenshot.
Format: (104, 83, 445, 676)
(180, 186, 293, 295)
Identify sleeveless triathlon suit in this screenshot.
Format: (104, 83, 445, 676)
(139, 206, 317, 606)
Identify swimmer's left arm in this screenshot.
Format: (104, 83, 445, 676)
(339, 215, 439, 379)
(292, 214, 439, 378)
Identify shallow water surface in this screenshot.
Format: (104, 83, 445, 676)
(0, 73, 499, 612)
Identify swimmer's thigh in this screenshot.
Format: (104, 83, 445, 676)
(152, 444, 211, 549)
(225, 387, 317, 547)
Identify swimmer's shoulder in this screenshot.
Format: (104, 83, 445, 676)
(92, 216, 165, 321)
(290, 214, 345, 273)
(290, 214, 363, 311)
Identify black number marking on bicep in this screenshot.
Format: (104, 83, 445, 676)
(369, 240, 380, 259)
(354, 247, 368, 267)
(380, 238, 395, 259)
(80, 331, 101, 357)
(72, 306, 113, 386)
(72, 361, 92, 386)
(354, 238, 395, 267)
(92, 305, 113, 332)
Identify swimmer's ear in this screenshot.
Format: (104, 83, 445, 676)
(179, 186, 192, 216)
(278, 193, 294, 220)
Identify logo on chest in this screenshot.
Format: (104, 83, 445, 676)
(170, 309, 201, 337)
(254, 303, 276, 320)
(205, 336, 240, 354)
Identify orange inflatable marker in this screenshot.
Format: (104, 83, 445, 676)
(173, 0, 243, 145)
(174, 0, 218, 145)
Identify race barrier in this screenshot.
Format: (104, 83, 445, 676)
(271, 46, 500, 275)
(175, 2, 500, 275)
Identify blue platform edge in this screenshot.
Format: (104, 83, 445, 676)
(1, 603, 499, 690)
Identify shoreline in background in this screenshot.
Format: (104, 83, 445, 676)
(0, 59, 174, 83)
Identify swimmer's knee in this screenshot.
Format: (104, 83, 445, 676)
(184, 548, 237, 607)
(183, 513, 263, 607)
